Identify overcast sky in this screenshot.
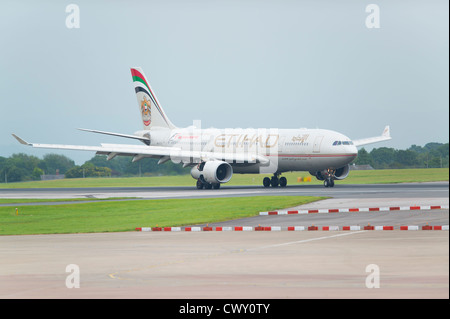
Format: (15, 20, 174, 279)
(0, 0, 448, 165)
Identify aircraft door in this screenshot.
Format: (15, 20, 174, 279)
(313, 136, 324, 153)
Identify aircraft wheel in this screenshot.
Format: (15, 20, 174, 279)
(270, 176, 279, 187)
(196, 180, 204, 189)
(324, 178, 334, 188)
(279, 176, 287, 187)
(263, 177, 271, 188)
(205, 183, 213, 189)
(213, 183, 220, 189)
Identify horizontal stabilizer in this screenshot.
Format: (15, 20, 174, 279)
(78, 128, 150, 144)
(11, 134, 30, 145)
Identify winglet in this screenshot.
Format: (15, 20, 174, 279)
(352, 125, 392, 147)
(12, 134, 31, 145)
(382, 125, 390, 138)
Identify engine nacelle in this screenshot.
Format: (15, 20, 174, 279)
(310, 164, 350, 181)
(191, 161, 233, 184)
(334, 164, 350, 180)
(309, 170, 324, 180)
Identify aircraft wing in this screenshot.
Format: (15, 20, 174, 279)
(11, 134, 269, 165)
(352, 126, 392, 147)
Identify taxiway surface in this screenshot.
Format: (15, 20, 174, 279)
(0, 182, 448, 299)
(1, 231, 448, 299)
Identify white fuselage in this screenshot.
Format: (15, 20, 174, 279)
(145, 127, 358, 174)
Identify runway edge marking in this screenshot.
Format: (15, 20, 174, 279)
(259, 204, 449, 215)
(135, 225, 449, 232)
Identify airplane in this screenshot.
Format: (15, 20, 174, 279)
(12, 67, 391, 189)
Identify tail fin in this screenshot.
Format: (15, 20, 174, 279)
(130, 67, 176, 130)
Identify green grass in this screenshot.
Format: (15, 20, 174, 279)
(0, 196, 323, 235)
(0, 197, 137, 204)
(0, 168, 447, 189)
(1, 168, 446, 236)
(334, 168, 449, 184)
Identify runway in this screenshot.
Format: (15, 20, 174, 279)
(0, 182, 448, 300)
(0, 181, 448, 200)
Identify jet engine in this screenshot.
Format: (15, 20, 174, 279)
(334, 164, 350, 180)
(309, 164, 350, 181)
(191, 160, 233, 184)
(310, 170, 325, 181)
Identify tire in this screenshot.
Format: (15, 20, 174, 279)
(279, 176, 287, 187)
(263, 177, 271, 188)
(324, 178, 333, 188)
(213, 183, 220, 189)
(205, 183, 213, 189)
(196, 180, 204, 189)
(270, 177, 279, 187)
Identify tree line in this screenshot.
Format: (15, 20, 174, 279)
(353, 142, 449, 169)
(0, 153, 190, 183)
(0, 142, 448, 183)
(0, 153, 75, 183)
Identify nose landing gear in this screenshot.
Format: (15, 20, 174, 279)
(324, 177, 334, 187)
(323, 168, 335, 188)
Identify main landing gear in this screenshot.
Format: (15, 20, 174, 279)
(263, 173, 287, 188)
(196, 179, 220, 190)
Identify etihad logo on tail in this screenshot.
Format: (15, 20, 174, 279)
(140, 96, 151, 126)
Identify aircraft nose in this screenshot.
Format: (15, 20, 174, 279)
(349, 145, 358, 160)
